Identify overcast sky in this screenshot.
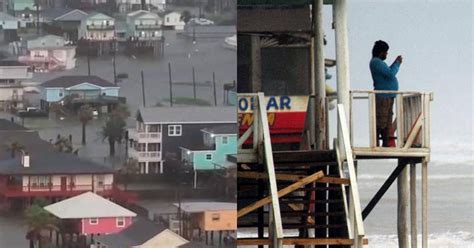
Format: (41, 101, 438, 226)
(322, 0, 473, 147)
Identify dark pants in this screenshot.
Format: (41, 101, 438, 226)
(376, 96, 394, 147)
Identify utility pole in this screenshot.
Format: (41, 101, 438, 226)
(87, 40, 91, 76)
(213, 72, 217, 106)
(35, 0, 40, 35)
(168, 63, 173, 107)
(141, 70, 146, 107)
(192, 66, 196, 99)
(113, 40, 117, 85)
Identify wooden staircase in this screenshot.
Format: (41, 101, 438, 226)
(236, 93, 365, 247)
(237, 150, 366, 247)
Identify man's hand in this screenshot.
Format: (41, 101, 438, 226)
(396, 55, 403, 63)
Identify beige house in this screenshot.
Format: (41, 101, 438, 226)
(93, 217, 189, 248)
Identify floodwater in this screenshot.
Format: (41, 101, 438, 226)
(0, 27, 236, 247)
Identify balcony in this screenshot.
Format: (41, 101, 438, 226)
(136, 24, 161, 30)
(128, 129, 161, 142)
(129, 149, 161, 162)
(0, 184, 114, 197)
(87, 24, 115, 30)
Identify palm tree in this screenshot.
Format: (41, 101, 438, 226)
(6, 141, 24, 158)
(54, 136, 74, 153)
(120, 158, 139, 190)
(78, 104, 94, 145)
(101, 104, 129, 156)
(25, 199, 58, 248)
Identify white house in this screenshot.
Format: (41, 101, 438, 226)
(18, 35, 76, 72)
(126, 10, 162, 40)
(163, 11, 185, 30)
(0, 61, 32, 110)
(0, 12, 19, 30)
(79, 12, 115, 41)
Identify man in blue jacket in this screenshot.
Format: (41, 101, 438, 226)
(369, 40, 402, 147)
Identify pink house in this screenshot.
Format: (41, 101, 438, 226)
(44, 192, 137, 235)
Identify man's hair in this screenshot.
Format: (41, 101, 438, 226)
(372, 40, 389, 57)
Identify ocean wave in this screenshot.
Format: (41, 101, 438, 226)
(366, 231, 474, 248)
(237, 231, 474, 248)
(357, 174, 474, 180)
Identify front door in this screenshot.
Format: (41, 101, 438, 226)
(60, 177, 67, 191)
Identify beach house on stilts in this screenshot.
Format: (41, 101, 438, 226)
(236, 0, 433, 247)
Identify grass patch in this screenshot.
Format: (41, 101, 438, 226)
(160, 97, 212, 106)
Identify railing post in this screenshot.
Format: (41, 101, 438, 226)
(368, 92, 377, 148)
(396, 94, 404, 148)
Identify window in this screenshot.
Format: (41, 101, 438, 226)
(206, 153, 213, 160)
(89, 218, 98, 225)
(168, 125, 182, 136)
(222, 136, 228, 144)
(97, 175, 104, 186)
(59, 92, 63, 97)
(116, 217, 125, 227)
(31, 176, 49, 188)
(212, 213, 220, 221)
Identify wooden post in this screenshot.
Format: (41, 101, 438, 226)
(313, 0, 327, 150)
(410, 163, 417, 248)
(205, 231, 208, 245)
(250, 35, 261, 92)
(168, 63, 173, 107)
(141, 70, 146, 107)
(422, 159, 428, 248)
(334, 0, 351, 155)
(192, 66, 196, 99)
(397, 159, 409, 248)
(213, 72, 217, 106)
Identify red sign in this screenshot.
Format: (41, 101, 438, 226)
(238, 95, 309, 144)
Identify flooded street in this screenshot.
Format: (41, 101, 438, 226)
(0, 27, 236, 247)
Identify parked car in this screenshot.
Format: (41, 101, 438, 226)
(189, 18, 214, 25)
(18, 107, 48, 118)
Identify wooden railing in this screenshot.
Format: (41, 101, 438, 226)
(237, 92, 284, 247)
(349, 90, 433, 157)
(336, 104, 365, 248)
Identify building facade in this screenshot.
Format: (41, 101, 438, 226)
(126, 10, 162, 40)
(128, 107, 235, 175)
(18, 35, 76, 72)
(79, 12, 115, 41)
(0, 61, 32, 110)
(163, 11, 185, 30)
(39, 75, 120, 111)
(0, 120, 134, 209)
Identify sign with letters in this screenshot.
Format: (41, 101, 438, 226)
(238, 95, 309, 144)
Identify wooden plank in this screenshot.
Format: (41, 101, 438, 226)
(338, 104, 365, 235)
(237, 238, 369, 245)
(335, 140, 352, 237)
(396, 94, 405, 148)
(238, 171, 349, 185)
(397, 160, 409, 248)
(238, 125, 253, 148)
(256, 92, 283, 240)
(237, 150, 337, 163)
(237, 171, 325, 218)
(369, 93, 377, 148)
(403, 113, 423, 149)
(422, 160, 428, 248)
(410, 164, 417, 248)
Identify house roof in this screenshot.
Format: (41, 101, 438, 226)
(237, 7, 312, 33)
(55, 9, 88, 21)
(44, 192, 137, 219)
(0, 60, 29, 67)
(94, 218, 175, 248)
(0, 12, 18, 21)
(87, 12, 114, 20)
(41, 76, 115, 88)
(201, 125, 237, 135)
(41, 8, 74, 20)
(179, 242, 215, 248)
(138, 107, 235, 124)
(173, 202, 237, 213)
(0, 119, 113, 175)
